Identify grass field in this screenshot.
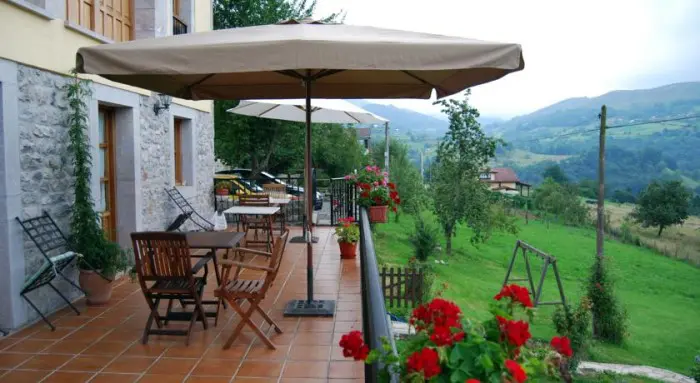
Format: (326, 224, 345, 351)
(495, 149, 572, 167)
(596, 201, 700, 265)
(374, 214, 700, 374)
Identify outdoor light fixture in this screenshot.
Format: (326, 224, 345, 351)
(153, 93, 172, 115)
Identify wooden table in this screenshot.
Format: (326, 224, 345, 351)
(269, 198, 291, 232)
(224, 206, 280, 251)
(186, 231, 245, 286)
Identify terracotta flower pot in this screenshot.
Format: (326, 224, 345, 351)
(368, 205, 389, 223)
(339, 241, 358, 259)
(78, 269, 114, 306)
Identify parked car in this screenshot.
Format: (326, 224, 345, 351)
(215, 168, 324, 210)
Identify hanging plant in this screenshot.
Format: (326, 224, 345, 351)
(65, 72, 127, 278)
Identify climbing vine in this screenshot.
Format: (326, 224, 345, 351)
(65, 72, 125, 276)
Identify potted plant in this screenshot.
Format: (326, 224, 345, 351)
(349, 166, 400, 223)
(335, 217, 359, 259)
(67, 74, 129, 305)
(215, 180, 232, 196)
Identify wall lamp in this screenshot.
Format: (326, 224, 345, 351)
(153, 93, 172, 115)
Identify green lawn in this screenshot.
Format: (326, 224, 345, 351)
(374, 214, 700, 374)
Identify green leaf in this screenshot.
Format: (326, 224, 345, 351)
(478, 353, 494, 373)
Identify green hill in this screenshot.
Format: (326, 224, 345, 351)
(486, 82, 700, 194)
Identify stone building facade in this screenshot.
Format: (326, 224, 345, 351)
(0, 0, 214, 330)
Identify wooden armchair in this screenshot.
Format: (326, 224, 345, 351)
(131, 232, 211, 345)
(214, 230, 289, 349)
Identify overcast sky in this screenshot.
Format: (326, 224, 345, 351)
(314, 0, 700, 119)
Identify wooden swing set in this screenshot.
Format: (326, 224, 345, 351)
(502, 240, 567, 308)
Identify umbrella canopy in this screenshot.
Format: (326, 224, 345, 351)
(227, 99, 388, 124)
(76, 19, 524, 101)
(76, 18, 524, 317)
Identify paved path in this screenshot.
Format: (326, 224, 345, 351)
(578, 362, 694, 383)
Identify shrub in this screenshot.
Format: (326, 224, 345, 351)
(552, 297, 592, 370)
(408, 216, 440, 262)
(533, 178, 589, 226)
(691, 354, 700, 382)
(587, 257, 627, 344)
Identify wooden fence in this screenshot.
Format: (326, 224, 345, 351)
(380, 267, 425, 308)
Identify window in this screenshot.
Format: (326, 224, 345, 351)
(479, 173, 491, 180)
(98, 107, 117, 241)
(67, 0, 95, 30)
(172, 0, 180, 17)
(67, 0, 133, 42)
(172, 0, 188, 35)
(98, 0, 133, 42)
(174, 118, 183, 185)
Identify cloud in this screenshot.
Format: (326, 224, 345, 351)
(314, 0, 700, 118)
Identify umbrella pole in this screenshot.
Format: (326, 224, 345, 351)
(283, 75, 335, 317)
(304, 79, 314, 303)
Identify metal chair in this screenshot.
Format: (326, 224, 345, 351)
(165, 187, 214, 232)
(15, 212, 104, 331)
(215, 230, 289, 349)
(130, 231, 213, 345)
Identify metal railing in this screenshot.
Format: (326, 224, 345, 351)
(173, 16, 188, 35)
(359, 208, 399, 382)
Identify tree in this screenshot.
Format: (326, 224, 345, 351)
(542, 164, 569, 184)
(532, 178, 589, 226)
(611, 188, 636, 204)
(431, 91, 503, 255)
(371, 139, 426, 215)
(631, 180, 691, 237)
(212, 0, 343, 176)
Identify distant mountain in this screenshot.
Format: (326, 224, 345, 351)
(488, 82, 700, 195)
(486, 82, 700, 139)
(349, 101, 449, 137)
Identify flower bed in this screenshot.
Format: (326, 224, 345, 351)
(339, 284, 574, 382)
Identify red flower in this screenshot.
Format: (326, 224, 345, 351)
(360, 191, 370, 198)
(550, 336, 573, 357)
(406, 348, 441, 379)
(388, 182, 396, 190)
(429, 325, 465, 347)
(411, 298, 462, 332)
(494, 284, 533, 308)
(496, 316, 531, 347)
(339, 331, 369, 361)
(505, 359, 527, 383)
(466, 380, 481, 383)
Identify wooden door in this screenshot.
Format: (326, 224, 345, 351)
(98, 107, 117, 241)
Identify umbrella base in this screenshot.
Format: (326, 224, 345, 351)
(289, 235, 319, 243)
(283, 299, 335, 317)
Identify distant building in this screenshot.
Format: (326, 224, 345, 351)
(357, 127, 371, 151)
(479, 167, 531, 196)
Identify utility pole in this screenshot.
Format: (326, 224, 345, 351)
(384, 122, 390, 174)
(596, 105, 607, 259)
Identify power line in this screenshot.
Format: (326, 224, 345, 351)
(516, 114, 700, 144)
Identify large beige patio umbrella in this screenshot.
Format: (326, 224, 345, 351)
(76, 18, 524, 316)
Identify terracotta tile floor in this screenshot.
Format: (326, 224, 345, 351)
(0, 227, 364, 382)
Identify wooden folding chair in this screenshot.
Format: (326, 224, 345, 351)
(215, 230, 289, 350)
(131, 232, 211, 345)
(239, 193, 274, 249)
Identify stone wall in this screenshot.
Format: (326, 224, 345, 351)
(17, 65, 81, 320)
(13, 65, 216, 326)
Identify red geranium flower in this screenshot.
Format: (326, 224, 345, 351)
(339, 331, 369, 361)
(411, 298, 462, 331)
(494, 284, 533, 308)
(429, 325, 465, 347)
(550, 336, 573, 357)
(505, 359, 527, 383)
(496, 316, 531, 347)
(388, 182, 396, 190)
(406, 347, 441, 379)
(466, 380, 481, 383)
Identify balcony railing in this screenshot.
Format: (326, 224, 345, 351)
(173, 16, 188, 35)
(359, 207, 399, 382)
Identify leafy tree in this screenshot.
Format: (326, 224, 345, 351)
(631, 180, 691, 237)
(431, 91, 503, 255)
(312, 124, 367, 177)
(212, 0, 342, 176)
(532, 178, 589, 226)
(690, 195, 700, 216)
(371, 139, 427, 215)
(542, 164, 569, 184)
(611, 188, 636, 204)
(577, 179, 598, 199)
